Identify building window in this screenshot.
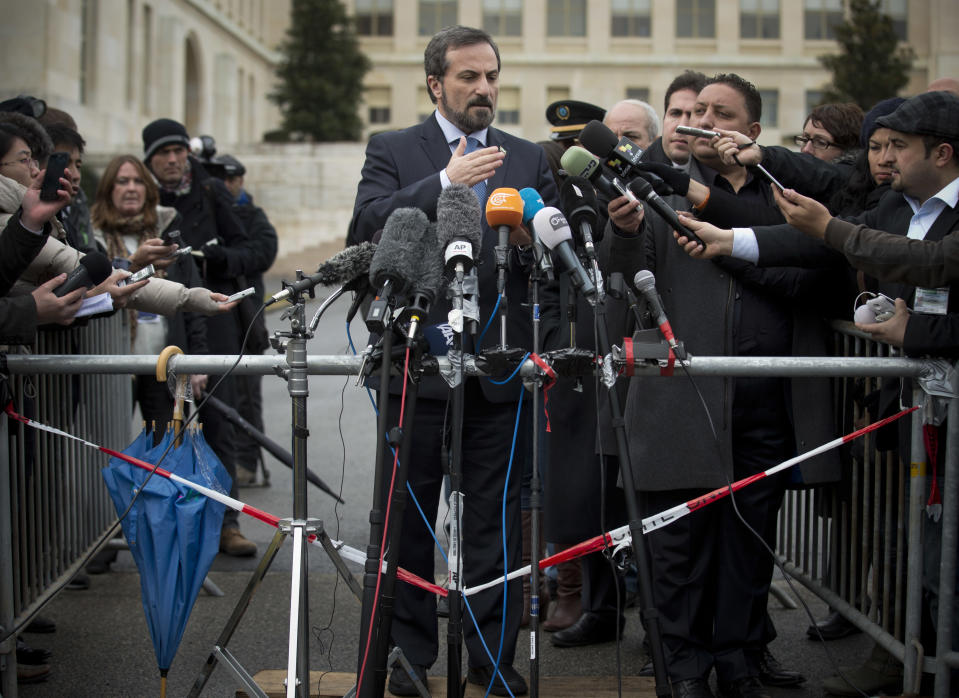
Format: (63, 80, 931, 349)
(677, 0, 715, 38)
(805, 90, 824, 114)
(79, 0, 98, 104)
(366, 87, 392, 125)
(880, 0, 907, 41)
(759, 89, 778, 127)
(740, 0, 779, 39)
(483, 0, 522, 36)
(804, 0, 843, 40)
(546, 86, 570, 105)
(419, 0, 457, 36)
(547, 0, 586, 37)
(497, 87, 520, 125)
(356, 0, 393, 36)
(626, 87, 650, 102)
(141, 4, 153, 114)
(611, 0, 651, 37)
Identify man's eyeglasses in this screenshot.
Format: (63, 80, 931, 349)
(793, 135, 837, 151)
(0, 156, 39, 169)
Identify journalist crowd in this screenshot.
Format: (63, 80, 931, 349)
(342, 25, 959, 698)
(5, 19, 959, 698)
(0, 98, 277, 684)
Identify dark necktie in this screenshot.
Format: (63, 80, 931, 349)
(463, 136, 487, 203)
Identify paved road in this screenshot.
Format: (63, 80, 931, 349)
(18, 284, 872, 696)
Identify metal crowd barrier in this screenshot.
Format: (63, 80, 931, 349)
(776, 321, 958, 698)
(0, 320, 955, 696)
(0, 312, 132, 697)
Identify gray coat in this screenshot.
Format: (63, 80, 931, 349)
(606, 143, 840, 491)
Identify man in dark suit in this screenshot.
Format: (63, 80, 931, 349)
(606, 74, 840, 698)
(348, 25, 558, 697)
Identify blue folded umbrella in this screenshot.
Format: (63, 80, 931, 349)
(102, 427, 229, 690)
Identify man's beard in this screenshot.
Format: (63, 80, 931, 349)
(441, 90, 495, 133)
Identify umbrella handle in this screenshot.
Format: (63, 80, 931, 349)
(156, 346, 186, 446)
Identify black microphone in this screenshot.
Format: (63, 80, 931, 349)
(561, 176, 603, 247)
(579, 119, 644, 179)
(633, 269, 684, 360)
(366, 207, 430, 331)
(627, 178, 705, 249)
(54, 252, 112, 297)
(532, 206, 596, 301)
(560, 176, 605, 297)
(267, 241, 376, 306)
(560, 146, 643, 213)
(436, 183, 484, 335)
(399, 223, 445, 344)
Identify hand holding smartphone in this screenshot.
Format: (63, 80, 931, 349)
(119, 264, 155, 286)
(40, 152, 70, 202)
(220, 287, 255, 304)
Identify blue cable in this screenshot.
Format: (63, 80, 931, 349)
(485, 386, 524, 698)
(486, 352, 530, 385)
(476, 292, 502, 350)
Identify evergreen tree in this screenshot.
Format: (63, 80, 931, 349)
(269, 0, 371, 142)
(817, 0, 914, 111)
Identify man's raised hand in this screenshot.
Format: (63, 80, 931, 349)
(445, 136, 505, 189)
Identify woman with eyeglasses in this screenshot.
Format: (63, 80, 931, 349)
(794, 102, 864, 164)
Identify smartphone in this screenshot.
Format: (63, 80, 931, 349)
(165, 245, 193, 259)
(756, 164, 787, 193)
(120, 264, 155, 286)
(676, 125, 721, 139)
(40, 151, 70, 201)
(162, 228, 181, 245)
(220, 286, 255, 304)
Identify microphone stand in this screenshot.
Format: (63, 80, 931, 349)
(592, 295, 671, 697)
(495, 231, 509, 349)
(526, 252, 546, 697)
(189, 279, 366, 698)
(356, 300, 400, 698)
(446, 261, 470, 698)
(363, 321, 426, 698)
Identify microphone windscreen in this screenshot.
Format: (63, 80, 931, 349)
(411, 222, 444, 304)
(633, 269, 656, 293)
(560, 146, 602, 181)
(314, 241, 376, 287)
(369, 207, 430, 295)
(485, 187, 524, 229)
(578, 120, 619, 158)
(80, 252, 113, 286)
(436, 183, 483, 258)
(532, 207, 573, 250)
(519, 187, 544, 226)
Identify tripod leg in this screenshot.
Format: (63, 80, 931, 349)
(187, 528, 287, 698)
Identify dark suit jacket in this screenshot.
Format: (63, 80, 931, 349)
(347, 113, 560, 401)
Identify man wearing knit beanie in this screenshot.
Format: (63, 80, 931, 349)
(141, 117, 267, 558)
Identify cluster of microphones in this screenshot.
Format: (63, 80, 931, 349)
(268, 119, 688, 362)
